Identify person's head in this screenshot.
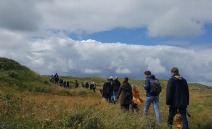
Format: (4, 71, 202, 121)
(124, 77, 128, 82)
(144, 71, 151, 77)
(132, 85, 138, 90)
(171, 67, 180, 76)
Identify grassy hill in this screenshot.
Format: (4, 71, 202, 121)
(0, 57, 54, 93)
(0, 57, 212, 129)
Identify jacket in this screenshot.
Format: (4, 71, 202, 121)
(132, 88, 143, 105)
(118, 82, 132, 105)
(166, 75, 189, 108)
(113, 79, 121, 92)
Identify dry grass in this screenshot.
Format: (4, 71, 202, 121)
(0, 81, 212, 129)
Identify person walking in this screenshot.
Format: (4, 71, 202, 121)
(112, 76, 121, 104)
(166, 67, 189, 129)
(117, 77, 132, 111)
(131, 85, 143, 112)
(143, 70, 161, 122)
(102, 78, 113, 103)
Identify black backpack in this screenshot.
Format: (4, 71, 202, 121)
(149, 79, 162, 96)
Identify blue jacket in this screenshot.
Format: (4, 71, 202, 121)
(166, 75, 189, 108)
(144, 74, 156, 97)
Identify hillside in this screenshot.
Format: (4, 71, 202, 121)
(0, 57, 212, 129)
(0, 57, 53, 92)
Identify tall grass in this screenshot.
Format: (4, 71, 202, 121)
(1, 83, 211, 129)
(0, 57, 212, 128)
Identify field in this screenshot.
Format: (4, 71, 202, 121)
(0, 57, 212, 129)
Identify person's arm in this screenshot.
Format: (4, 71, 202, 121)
(144, 79, 150, 90)
(185, 80, 189, 105)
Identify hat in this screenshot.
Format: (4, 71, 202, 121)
(109, 76, 113, 79)
(115, 76, 118, 79)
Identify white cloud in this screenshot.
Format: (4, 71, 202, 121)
(144, 57, 166, 73)
(84, 68, 101, 74)
(1, 33, 212, 86)
(147, 8, 204, 37)
(116, 68, 132, 74)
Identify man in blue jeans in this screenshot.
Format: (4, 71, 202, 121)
(143, 70, 161, 122)
(166, 67, 189, 129)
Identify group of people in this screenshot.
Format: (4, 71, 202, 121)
(82, 81, 96, 92)
(49, 73, 96, 92)
(51, 67, 190, 129)
(49, 73, 71, 87)
(101, 76, 143, 112)
(101, 67, 190, 129)
(101, 76, 121, 104)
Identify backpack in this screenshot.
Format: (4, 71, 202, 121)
(149, 79, 162, 96)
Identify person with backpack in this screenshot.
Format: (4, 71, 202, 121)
(143, 70, 161, 122)
(117, 77, 132, 111)
(166, 67, 189, 129)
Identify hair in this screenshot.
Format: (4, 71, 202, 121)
(132, 84, 138, 89)
(144, 71, 151, 75)
(124, 77, 128, 82)
(171, 67, 179, 75)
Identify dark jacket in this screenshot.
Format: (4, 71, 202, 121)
(144, 74, 157, 97)
(118, 81, 132, 105)
(103, 81, 112, 94)
(113, 79, 121, 92)
(166, 75, 189, 108)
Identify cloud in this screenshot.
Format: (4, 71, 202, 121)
(147, 8, 204, 37)
(0, 0, 207, 37)
(0, 0, 42, 31)
(144, 57, 166, 73)
(1, 32, 212, 86)
(84, 68, 101, 74)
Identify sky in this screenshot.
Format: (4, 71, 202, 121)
(0, 0, 212, 86)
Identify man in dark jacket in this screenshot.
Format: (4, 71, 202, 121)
(102, 78, 113, 102)
(112, 76, 121, 104)
(166, 67, 189, 129)
(117, 77, 132, 111)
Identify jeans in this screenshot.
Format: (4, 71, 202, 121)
(143, 96, 160, 122)
(168, 107, 188, 129)
(112, 91, 118, 102)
